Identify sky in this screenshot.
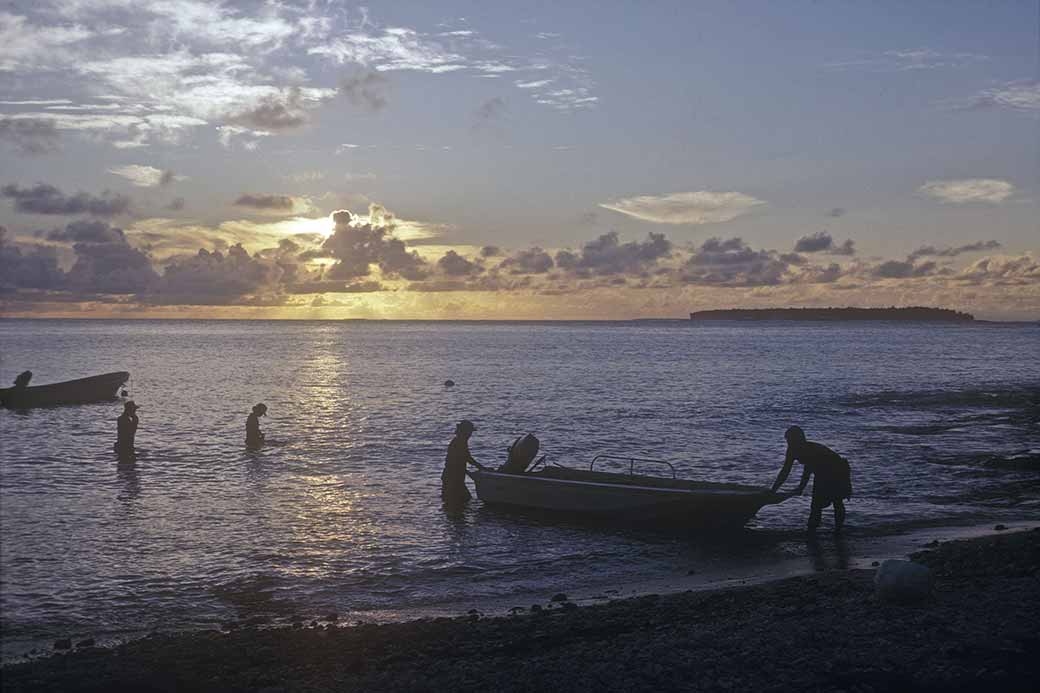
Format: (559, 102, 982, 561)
(0, 0, 1037, 320)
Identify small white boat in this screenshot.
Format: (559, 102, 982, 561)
(470, 454, 785, 529)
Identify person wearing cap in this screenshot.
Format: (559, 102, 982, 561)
(115, 400, 139, 456)
(442, 420, 479, 504)
(771, 425, 852, 532)
(246, 403, 267, 449)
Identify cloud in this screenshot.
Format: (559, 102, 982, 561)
(216, 125, 271, 149)
(499, 247, 554, 274)
(64, 221, 160, 291)
(310, 26, 469, 73)
(872, 259, 937, 279)
(533, 87, 598, 111)
(437, 250, 481, 276)
(2, 111, 208, 149)
(0, 11, 98, 71)
(955, 253, 1040, 286)
(307, 19, 595, 110)
(794, 232, 832, 253)
(3, 4, 594, 155)
(600, 191, 765, 225)
(228, 87, 309, 131)
(108, 165, 179, 187)
(515, 79, 552, 89)
(555, 231, 671, 276)
(318, 207, 428, 281)
(288, 279, 384, 295)
(45, 219, 126, 244)
(0, 117, 60, 155)
(234, 194, 295, 211)
(0, 227, 65, 290)
(793, 262, 845, 284)
(908, 240, 1001, 261)
(2, 221, 159, 295)
(340, 69, 390, 111)
(1, 183, 131, 216)
(826, 48, 988, 72)
(793, 231, 856, 256)
(680, 237, 789, 286)
(962, 81, 1040, 112)
(918, 179, 1014, 204)
(155, 245, 285, 303)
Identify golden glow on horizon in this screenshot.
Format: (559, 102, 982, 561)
(273, 216, 336, 238)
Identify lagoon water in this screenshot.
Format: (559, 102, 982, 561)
(1, 319, 1038, 656)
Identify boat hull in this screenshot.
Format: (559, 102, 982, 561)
(470, 468, 781, 529)
(0, 372, 130, 408)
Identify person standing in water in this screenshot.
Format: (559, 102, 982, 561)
(771, 425, 852, 532)
(246, 403, 267, 448)
(442, 420, 480, 504)
(115, 401, 139, 457)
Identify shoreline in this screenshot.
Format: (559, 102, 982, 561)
(1, 521, 1034, 664)
(3, 520, 1032, 662)
(4, 526, 1039, 691)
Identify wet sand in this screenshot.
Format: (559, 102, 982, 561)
(3, 528, 1038, 692)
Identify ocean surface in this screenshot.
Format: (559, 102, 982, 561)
(1, 319, 1038, 656)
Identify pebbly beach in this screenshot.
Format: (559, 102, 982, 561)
(4, 528, 1038, 692)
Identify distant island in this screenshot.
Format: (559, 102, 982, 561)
(689, 307, 975, 322)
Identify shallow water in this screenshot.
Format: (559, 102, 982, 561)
(1, 319, 1038, 655)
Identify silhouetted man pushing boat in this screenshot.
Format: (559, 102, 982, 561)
(771, 426, 852, 532)
(115, 401, 139, 457)
(442, 420, 480, 504)
(246, 403, 267, 449)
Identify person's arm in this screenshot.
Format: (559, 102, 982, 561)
(463, 445, 487, 471)
(771, 447, 795, 493)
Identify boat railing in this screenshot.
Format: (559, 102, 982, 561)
(590, 454, 676, 479)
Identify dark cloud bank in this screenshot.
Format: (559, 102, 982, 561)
(793, 231, 855, 256)
(1, 206, 1032, 308)
(2, 183, 130, 217)
(234, 194, 295, 210)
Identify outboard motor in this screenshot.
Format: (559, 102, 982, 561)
(499, 433, 540, 474)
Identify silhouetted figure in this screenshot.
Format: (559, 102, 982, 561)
(442, 420, 478, 504)
(771, 425, 852, 532)
(246, 403, 267, 449)
(13, 370, 32, 390)
(115, 401, 139, 457)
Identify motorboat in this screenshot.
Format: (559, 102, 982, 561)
(470, 454, 786, 529)
(0, 371, 130, 408)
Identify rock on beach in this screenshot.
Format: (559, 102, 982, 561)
(874, 559, 932, 604)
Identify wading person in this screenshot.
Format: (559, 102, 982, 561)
(246, 403, 267, 449)
(115, 400, 139, 457)
(442, 420, 479, 504)
(771, 425, 852, 532)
